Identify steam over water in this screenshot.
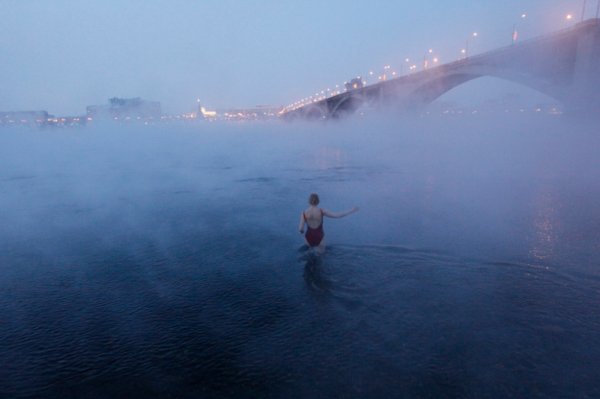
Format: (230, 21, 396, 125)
(1, 115, 599, 398)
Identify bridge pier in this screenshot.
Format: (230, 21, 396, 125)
(567, 19, 600, 114)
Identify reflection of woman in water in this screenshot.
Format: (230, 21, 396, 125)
(298, 193, 359, 254)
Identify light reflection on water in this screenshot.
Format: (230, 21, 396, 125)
(0, 118, 599, 397)
(529, 185, 560, 261)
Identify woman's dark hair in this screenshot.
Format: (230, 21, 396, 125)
(309, 193, 320, 206)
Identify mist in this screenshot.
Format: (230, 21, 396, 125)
(3, 0, 600, 396)
(2, 110, 600, 397)
(1, 113, 597, 261)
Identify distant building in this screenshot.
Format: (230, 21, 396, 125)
(198, 105, 217, 119)
(86, 97, 162, 121)
(0, 111, 48, 127)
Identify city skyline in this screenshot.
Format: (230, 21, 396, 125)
(1, 0, 595, 115)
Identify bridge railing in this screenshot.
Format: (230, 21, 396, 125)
(394, 18, 599, 80)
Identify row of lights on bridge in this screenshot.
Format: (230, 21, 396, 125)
(283, 6, 599, 113)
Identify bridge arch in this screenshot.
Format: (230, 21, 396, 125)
(303, 104, 328, 120)
(409, 70, 563, 107)
(329, 92, 369, 118)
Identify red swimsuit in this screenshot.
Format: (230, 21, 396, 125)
(304, 209, 324, 247)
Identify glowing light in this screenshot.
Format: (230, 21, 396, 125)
(473, 32, 478, 37)
(200, 106, 216, 117)
(566, 14, 573, 20)
(428, 49, 433, 53)
(521, 13, 527, 18)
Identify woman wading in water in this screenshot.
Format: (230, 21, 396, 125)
(298, 193, 359, 254)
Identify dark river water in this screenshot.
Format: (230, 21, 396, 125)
(1, 115, 599, 398)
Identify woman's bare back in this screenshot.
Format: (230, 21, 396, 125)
(303, 206, 323, 229)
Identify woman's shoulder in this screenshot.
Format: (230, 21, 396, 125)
(304, 207, 323, 215)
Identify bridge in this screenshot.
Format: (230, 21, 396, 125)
(282, 18, 600, 119)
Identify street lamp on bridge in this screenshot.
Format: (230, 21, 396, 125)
(512, 13, 527, 45)
(423, 49, 434, 69)
(400, 58, 410, 75)
(383, 65, 391, 80)
(465, 32, 478, 57)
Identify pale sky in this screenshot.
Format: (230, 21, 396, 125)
(0, 0, 592, 115)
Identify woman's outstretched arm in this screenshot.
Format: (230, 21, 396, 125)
(322, 207, 359, 218)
